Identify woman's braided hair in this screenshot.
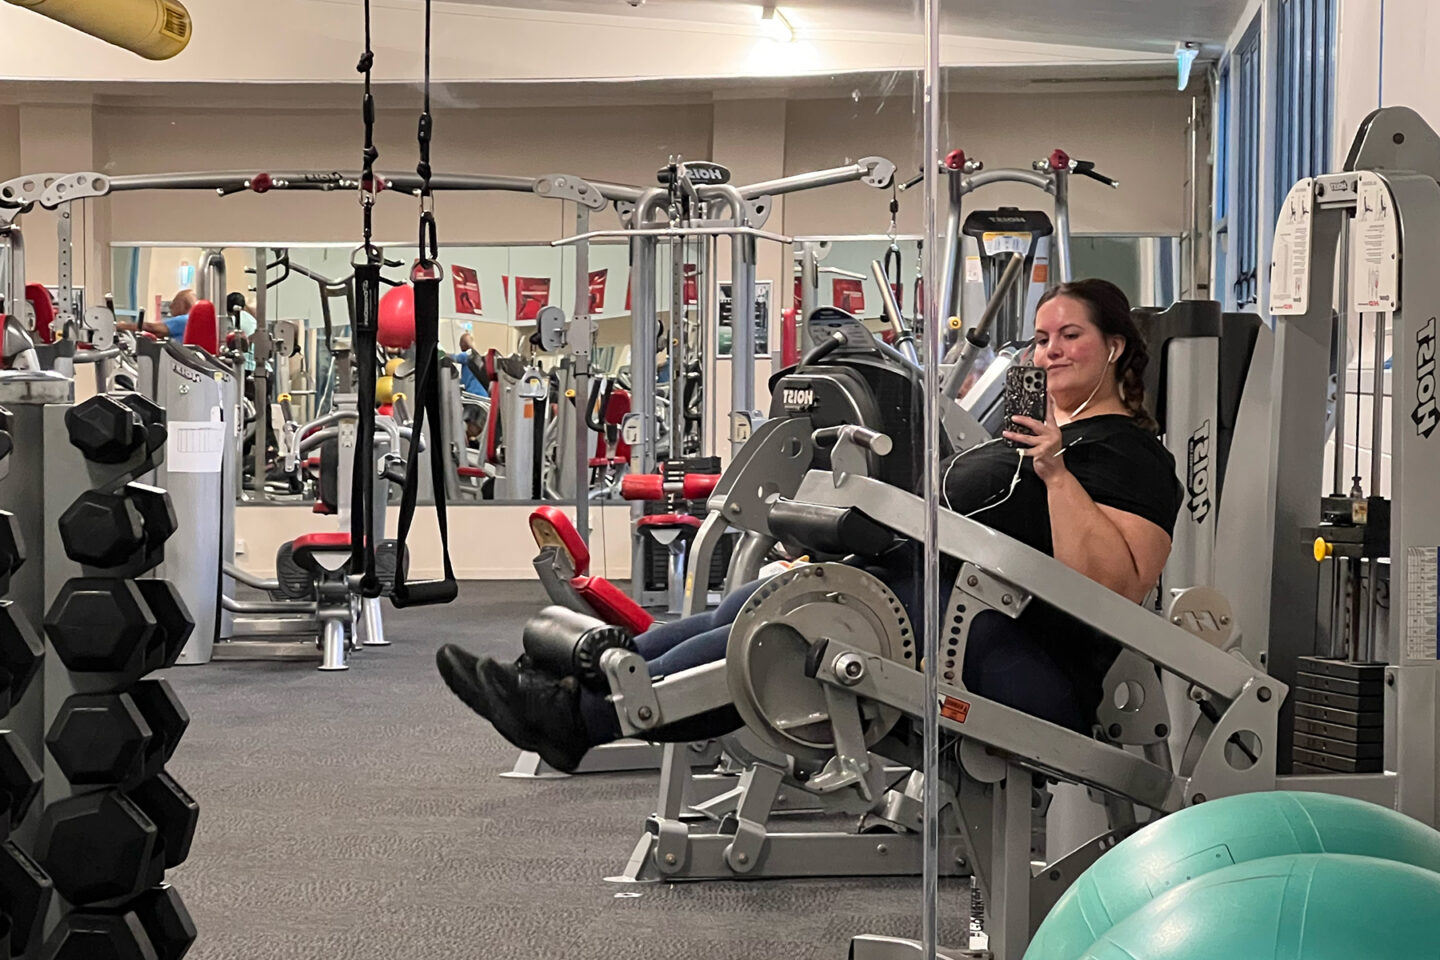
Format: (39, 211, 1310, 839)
(1035, 278, 1159, 433)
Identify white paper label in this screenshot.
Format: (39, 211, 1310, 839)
(1269, 179, 1314, 315)
(1406, 546, 1439, 662)
(168, 419, 227, 474)
(981, 232, 1031, 256)
(1352, 171, 1400, 314)
(965, 256, 983, 284)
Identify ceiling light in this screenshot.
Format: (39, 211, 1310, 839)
(760, 4, 795, 43)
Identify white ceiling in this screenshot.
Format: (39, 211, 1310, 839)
(439, 0, 1248, 53)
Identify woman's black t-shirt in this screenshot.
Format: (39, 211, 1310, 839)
(941, 413, 1184, 550)
(892, 414, 1185, 723)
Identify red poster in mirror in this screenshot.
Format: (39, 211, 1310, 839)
(514, 277, 551, 322)
(833, 278, 865, 314)
(452, 265, 482, 316)
(588, 269, 607, 314)
(683, 263, 698, 305)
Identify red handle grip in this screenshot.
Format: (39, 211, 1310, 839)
(682, 474, 720, 500)
(621, 474, 664, 501)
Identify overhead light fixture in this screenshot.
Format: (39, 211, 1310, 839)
(1175, 42, 1199, 91)
(760, 3, 795, 43)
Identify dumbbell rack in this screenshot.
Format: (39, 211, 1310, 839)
(0, 375, 199, 959)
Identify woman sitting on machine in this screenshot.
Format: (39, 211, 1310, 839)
(437, 279, 1185, 773)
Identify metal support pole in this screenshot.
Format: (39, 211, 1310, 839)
(698, 235, 714, 458)
(1333, 224, 1349, 494)
(670, 237, 687, 460)
(800, 242, 819, 323)
(573, 204, 592, 547)
(1053, 169, 1073, 283)
(251, 247, 270, 497)
(730, 230, 757, 456)
(939, 171, 965, 332)
(55, 204, 75, 340)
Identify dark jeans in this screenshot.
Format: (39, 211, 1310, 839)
(578, 575, 1086, 743)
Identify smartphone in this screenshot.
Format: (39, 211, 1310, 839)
(1002, 364, 1047, 447)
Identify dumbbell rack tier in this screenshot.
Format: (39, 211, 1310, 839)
(0, 374, 198, 960)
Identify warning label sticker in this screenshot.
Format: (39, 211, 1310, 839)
(940, 696, 970, 724)
(1405, 546, 1439, 662)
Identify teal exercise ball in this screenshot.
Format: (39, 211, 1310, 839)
(1078, 853, 1440, 960)
(1025, 791, 1440, 960)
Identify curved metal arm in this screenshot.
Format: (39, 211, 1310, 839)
(942, 252, 1026, 399)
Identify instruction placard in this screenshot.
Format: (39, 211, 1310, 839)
(1352, 171, 1400, 314)
(1269, 179, 1315, 315)
(168, 419, 227, 474)
(1405, 546, 1439, 662)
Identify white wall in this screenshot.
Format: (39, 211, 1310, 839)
(234, 503, 636, 580)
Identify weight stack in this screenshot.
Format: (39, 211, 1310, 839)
(0, 377, 198, 960)
(1290, 656, 1386, 774)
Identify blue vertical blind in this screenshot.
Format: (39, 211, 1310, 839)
(1232, 20, 1262, 307)
(1274, 0, 1337, 218)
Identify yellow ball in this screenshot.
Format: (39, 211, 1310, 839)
(384, 357, 405, 376)
(375, 376, 395, 405)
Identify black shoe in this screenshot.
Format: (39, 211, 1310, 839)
(435, 644, 590, 774)
(436, 644, 493, 720)
(474, 658, 591, 774)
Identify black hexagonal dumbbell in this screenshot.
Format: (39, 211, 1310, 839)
(45, 692, 153, 787)
(128, 680, 190, 782)
(35, 790, 157, 905)
(44, 578, 157, 676)
(0, 730, 42, 833)
(35, 910, 158, 960)
(65, 395, 148, 464)
(118, 393, 168, 456)
(129, 772, 198, 880)
(134, 581, 195, 673)
(0, 839, 54, 958)
(130, 884, 197, 960)
(57, 490, 145, 568)
(0, 600, 43, 716)
(57, 484, 177, 571)
(126, 483, 179, 552)
(0, 508, 25, 580)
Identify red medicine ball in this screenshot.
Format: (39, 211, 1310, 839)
(378, 284, 416, 349)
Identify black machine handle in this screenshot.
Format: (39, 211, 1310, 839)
(800, 330, 848, 368)
(1071, 159, 1118, 188)
(585, 377, 615, 433)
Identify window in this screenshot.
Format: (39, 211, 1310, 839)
(1232, 19, 1262, 308)
(1274, 0, 1338, 217)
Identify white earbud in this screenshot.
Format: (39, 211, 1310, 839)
(1106, 345, 1116, 364)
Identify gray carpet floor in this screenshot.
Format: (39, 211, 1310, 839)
(161, 581, 966, 959)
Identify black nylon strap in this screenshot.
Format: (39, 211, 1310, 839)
(351, 263, 382, 595)
(389, 275, 457, 606)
